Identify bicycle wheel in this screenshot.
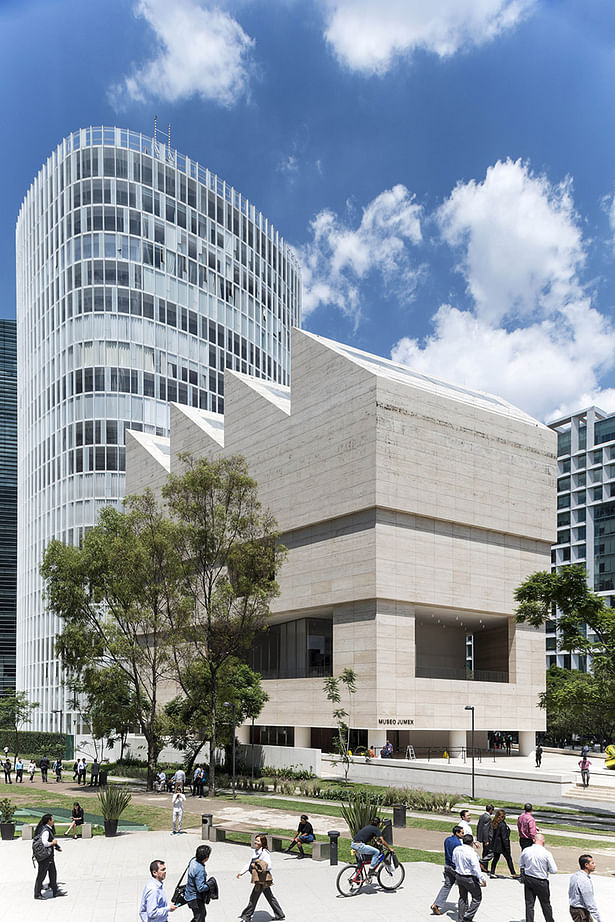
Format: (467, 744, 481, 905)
(377, 857, 405, 890)
(336, 864, 364, 897)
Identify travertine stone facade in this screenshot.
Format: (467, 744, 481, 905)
(126, 329, 555, 754)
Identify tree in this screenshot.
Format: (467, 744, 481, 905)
(41, 490, 183, 789)
(515, 564, 615, 671)
(164, 660, 268, 773)
(0, 691, 39, 753)
(323, 668, 357, 783)
(540, 665, 615, 743)
(162, 454, 284, 795)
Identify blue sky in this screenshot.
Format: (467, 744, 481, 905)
(3, 0, 615, 421)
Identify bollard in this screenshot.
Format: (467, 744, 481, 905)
(381, 818, 393, 845)
(393, 805, 406, 827)
(201, 813, 213, 840)
(328, 830, 340, 866)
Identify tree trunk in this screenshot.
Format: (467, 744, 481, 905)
(145, 727, 161, 791)
(210, 677, 217, 796)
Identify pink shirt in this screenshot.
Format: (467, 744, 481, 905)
(517, 812, 536, 841)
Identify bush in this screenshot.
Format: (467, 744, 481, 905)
(97, 784, 132, 820)
(0, 730, 65, 759)
(0, 798, 15, 823)
(263, 765, 315, 781)
(340, 794, 383, 837)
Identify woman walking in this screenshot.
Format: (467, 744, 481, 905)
(33, 814, 67, 899)
(489, 809, 518, 878)
(185, 843, 211, 922)
(579, 756, 591, 787)
(237, 833, 285, 921)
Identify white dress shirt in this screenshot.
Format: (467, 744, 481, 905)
(453, 844, 486, 882)
(459, 819, 473, 836)
(519, 844, 557, 879)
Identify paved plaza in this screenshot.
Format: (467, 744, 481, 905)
(4, 827, 615, 922)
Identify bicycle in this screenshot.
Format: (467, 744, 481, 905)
(336, 845, 405, 896)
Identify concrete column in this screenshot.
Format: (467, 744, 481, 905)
(236, 725, 249, 745)
(294, 726, 311, 748)
(518, 730, 536, 756)
(370, 730, 388, 751)
(448, 729, 467, 756)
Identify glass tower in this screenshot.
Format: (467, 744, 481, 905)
(16, 127, 301, 731)
(0, 319, 17, 695)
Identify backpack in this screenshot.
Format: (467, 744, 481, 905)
(32, 832, 53, 863)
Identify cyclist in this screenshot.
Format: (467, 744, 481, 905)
(351, 817, 395, 876)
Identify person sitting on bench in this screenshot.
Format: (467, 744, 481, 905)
(284, 815, 315, 859)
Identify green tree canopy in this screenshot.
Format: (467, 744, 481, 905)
(162, 454, 284, 794)
(540, 664, 615, 743)
(41, 490, 184, 788)
(0, 690, 39, 753)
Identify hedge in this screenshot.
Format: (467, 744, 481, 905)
(0, 729, 66, 758)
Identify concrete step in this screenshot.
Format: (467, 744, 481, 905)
(563, 784, 615, 802)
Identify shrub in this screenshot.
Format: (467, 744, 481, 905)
(340, 794, 383, 837)
(0, 798, 15, 823)
(97, 785, 132, 820)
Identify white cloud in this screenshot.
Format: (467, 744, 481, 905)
(299, 185, 423, 323)
(321, 0, 533, 74)
(110, 0, 254, 108)
(390, 159, 615, 421)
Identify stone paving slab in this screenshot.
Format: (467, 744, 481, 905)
(4, 828, 615, 922)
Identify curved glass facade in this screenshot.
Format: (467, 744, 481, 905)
(16, 126, 301, 731)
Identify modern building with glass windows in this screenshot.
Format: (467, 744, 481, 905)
(16, 126, 301, 731)
(0, 319, 17, 695)
(548, 406, 615, 670)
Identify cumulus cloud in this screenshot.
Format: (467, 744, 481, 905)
(110, 0, 254, 108)
(391, 159, 615, 421)
(321, 0, 534, 74)
(299, 185, 423, 323)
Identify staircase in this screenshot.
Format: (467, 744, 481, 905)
(563, 783, 615, 804)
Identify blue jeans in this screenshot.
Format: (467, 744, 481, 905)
(352, 842, 379, 868)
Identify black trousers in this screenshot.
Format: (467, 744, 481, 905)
(520, 837, 534, 850)
(240, 885, 284, 920)
(524, 875, 554, 922)
(491, 849, 516, 875)
(41, 768, 48, 782)
(187, 895, 206, 922)
(34, 857, 57, 896)
(456, 874, 482, 922)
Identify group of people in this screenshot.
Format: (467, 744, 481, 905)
(155, 765, 206, 795)
(139, 835, 283, 922)
(430, 803, 604, 922)
(488, 732, 514, 753)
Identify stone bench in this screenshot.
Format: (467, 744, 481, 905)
(21, 823, 33, 840)
(269, 834, 330, 861)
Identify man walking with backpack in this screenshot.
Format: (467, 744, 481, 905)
(33, 814, 67, 899)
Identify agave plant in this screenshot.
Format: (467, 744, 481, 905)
(97, 784, 132, 820)
(340, 793, 383, 837)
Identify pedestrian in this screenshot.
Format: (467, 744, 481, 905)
(3, 757, 12, 783)
(173, 766, 186, 791)
(569, 854, 603, 922)
(489, 809, 518, 878)
(536, 745, 543, 768)
(476, 804, 494, 865)
(15, 755, 24, 782)
(40, 754, 49, 782)
(581, 743, 590, 759)
(54, 758, 63, 782)
(350, 816, 395, 876)
(284, 814, 315, 858)
(518, 803, 537, 850)
(237, 833, 285, 921)
(199, 766, 207, 797)
(28, 759, 36, 782)
(78, 757, 87, 785)
(184, 843, 211, 922)
(578, 756, 591, 788)
(506, 735, 512, 755)
(139, 859, 177, 921)
(64, 801, 84, 839)
(171, 788, 186, 834)
(33, 814, 67, 899)
(518, 833, 557, 922)
(430, 824, 464, 915)
(459, 809, 473, 837)
(90, 758, 99, 786)
(453, 833, 487, 921)
(72, 759, 79, 781)
(192, 765, 202, 797)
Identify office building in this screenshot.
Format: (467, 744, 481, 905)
(16, 126, 301, 731)
(548, 406, 615, 670)
(0, 319, 17, 694)
(127, 330, 555, 758)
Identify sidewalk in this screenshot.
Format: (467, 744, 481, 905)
(4, 828, 615, 922)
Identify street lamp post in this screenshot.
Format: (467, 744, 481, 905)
(224, 700, 237, 800)
(464, 705, 475, 799)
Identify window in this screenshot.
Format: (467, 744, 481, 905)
(250, 618, 333, 679)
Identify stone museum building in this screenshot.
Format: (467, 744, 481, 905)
(126, 329, 555, 758)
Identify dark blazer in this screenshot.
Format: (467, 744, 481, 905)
(490, 821, 511, 854)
